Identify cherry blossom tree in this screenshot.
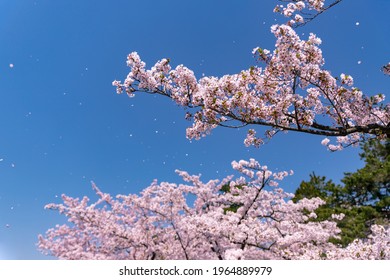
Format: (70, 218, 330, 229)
(39, 0, 389, 259)
(38, 159, 389, 259)
(113, 1, 389, 151)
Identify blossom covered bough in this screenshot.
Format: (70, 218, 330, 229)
(113, 0, 389, 151)
(274, 0, 343, 27)
(38, 159, 389, 260)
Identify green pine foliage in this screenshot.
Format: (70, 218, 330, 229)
(294, 139, 389, 247)
(342, 139, 390, 217)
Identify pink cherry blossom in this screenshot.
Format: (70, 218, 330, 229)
(38, 159, 389, 260)
(274, 1, 341, 27)
(39, 0, 390, 261)
(113, 23, 389, 150)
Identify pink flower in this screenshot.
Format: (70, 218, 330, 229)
(321, 138, 330, 146)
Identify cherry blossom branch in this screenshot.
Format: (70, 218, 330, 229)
(275, 0, 343, 27)
(113, 23, 389, 151)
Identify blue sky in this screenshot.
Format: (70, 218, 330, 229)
(0, 0, 389, 259)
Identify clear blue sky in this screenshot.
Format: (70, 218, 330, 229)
(0, 0, 389, 259)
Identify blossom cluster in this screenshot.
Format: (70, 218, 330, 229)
(273, 0, 308, 25)
(38, 159, 389, 260)
(273, 1, 340, 27)
(113, 23, 389, 150)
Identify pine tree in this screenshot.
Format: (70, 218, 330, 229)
(294, 139, 389, 247)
